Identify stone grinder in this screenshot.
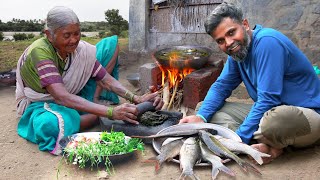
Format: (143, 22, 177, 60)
(100, 102, 182, 144)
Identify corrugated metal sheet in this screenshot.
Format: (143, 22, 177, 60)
(149, 0, 223, 33)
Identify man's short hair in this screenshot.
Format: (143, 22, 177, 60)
(204, 2, 243, 35)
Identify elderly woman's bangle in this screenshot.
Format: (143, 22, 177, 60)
(106, 107, 113, 119)
(124, 90, 135, 103)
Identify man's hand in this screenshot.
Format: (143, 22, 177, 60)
(136, 91, 164, 110)
(112, 103, 139, 124)
(179, 115, 205, 124)
(250, 143, 283, 165)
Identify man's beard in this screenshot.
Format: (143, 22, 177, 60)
(226, 29, 251, 62)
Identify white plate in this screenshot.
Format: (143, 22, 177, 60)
(63, 132, 131, 144)
(152, 123, 241, 166)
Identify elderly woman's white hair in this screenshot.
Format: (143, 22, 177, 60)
(45, 6, 80, 35)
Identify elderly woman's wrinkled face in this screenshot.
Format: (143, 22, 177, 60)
(48, 23, 81, 58)
(211, 17, 251, 62)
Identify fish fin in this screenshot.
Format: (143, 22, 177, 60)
(142, 157, 156, 163)
(221, 158, 231, 164)
(142, 157, 161, 172)
(196, 159, 202, 164)
(155, 161, 161, 172)
(166, 157, 173, 162)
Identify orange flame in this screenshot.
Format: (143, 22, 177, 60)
(158, 53, 194, 89)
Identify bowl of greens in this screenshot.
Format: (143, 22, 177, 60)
(59, 131, 144, 172)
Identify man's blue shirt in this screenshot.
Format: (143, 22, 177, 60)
(197, 24, 320, 144)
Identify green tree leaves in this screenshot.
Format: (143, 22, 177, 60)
(104, 9, 128, 36)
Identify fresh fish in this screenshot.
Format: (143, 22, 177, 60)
(214, 135, 271, 165)
(179, 137, 201, 180)
(199, 140, 235, 179)
(162, 137, 184, 146)
(131, 128, 210, 139)
(144, 138, 184, 172)
(198, 130, 261, 175)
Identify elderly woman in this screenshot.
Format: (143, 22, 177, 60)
(15, 6, 163, 155)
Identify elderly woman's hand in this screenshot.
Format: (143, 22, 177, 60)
(111, 103, 139, 124)
(135, 91, 164, 110)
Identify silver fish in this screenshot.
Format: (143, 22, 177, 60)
(131, 128, 210, 139)
(179, 137, 201, 180)
(144, 138, 184, 172)
(198, 130, 261, 175)
(214, 135, 271, 165)
(162, 137, 184, 146)
(199, 140, 235, 179)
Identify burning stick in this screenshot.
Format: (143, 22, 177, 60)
(167, 82, 179, 110)
(161, 82, 170, 110)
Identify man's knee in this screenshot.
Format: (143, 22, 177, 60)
(259, 105, 311, 148)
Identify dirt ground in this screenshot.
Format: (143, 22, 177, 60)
(1, 56, 320, 180)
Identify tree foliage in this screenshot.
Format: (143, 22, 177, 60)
(80, 21, 108, 32)
(0, 19, 44, 31)
(104, 9, 128, 36)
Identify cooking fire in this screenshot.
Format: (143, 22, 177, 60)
(152, 46, 213, 111)
(157, 61, 194, 110)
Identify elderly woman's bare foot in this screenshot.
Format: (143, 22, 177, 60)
(251, 143, 283, 164)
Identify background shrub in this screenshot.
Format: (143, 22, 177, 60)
(98, 31, 106, 38)
(0, 32, 3, 41)
(13, 33, 28, 41)
(119, 30, 128, 38)
(27, 33, 35, 39)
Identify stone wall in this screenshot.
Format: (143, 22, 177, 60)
(227, 0, 320, 64)
(129, 0, 320, 63)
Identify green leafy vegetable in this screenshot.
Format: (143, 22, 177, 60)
(63, 131, 144, 173)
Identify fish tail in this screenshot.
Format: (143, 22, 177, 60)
(194, 174, 200, 180)
(178, 172, 184, 180)
(179, 171, 200, 180)
(237, 159, 262, 175)
(251, 151, 271, 165)
(142, 157, 162, 172)
(178, 172, 200, 180)
(218, 165, 235, 177)
(211, 168, 219, 180)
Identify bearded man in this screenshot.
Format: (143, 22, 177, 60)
(179, 2, 320, 164)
